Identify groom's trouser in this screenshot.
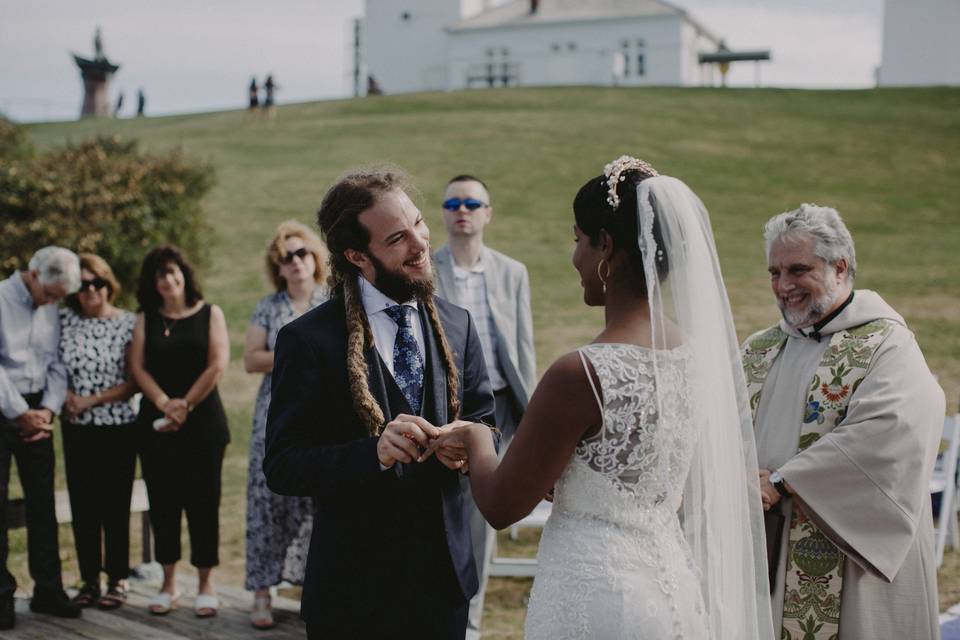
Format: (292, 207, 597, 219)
(465, 387, 522, 640)
(307, 600, 468, 640)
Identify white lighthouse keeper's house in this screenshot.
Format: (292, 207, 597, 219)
(362, 0, 722, 94)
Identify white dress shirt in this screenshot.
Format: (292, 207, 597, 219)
(451, 261, 506, 391)
(0, 272, 68, 419)
(358, 276, 425, 376)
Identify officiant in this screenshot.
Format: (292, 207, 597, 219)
(742, 204, 943, 640)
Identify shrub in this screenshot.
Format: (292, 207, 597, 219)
(0, 115, 33, 161)
(0, 132, 214, 304)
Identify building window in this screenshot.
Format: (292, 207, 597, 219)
(636, 39, 645, 48)
(400, 11, 411, 21)
(567, 42, 577, 51)
(622, 42, 630, 76)
(551, 42, 561, 52)
(637, 53, 645, 77)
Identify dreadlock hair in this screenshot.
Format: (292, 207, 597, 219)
(317, 167, 460, 435)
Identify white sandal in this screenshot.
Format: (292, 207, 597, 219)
(148, 591, 180, 615)
(194, 593, 219, 618)
(250, 595, 275, 630)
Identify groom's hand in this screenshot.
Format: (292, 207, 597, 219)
(377, 414, 440, 468)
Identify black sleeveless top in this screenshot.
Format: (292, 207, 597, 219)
(137, 304, 230, 444)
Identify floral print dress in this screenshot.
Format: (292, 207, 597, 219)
(245, 287, 327, 591)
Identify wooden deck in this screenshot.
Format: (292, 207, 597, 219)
(7, 569, 306, 639)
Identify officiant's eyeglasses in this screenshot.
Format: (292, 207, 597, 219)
(279, 247, 310, 264)
(79, 277, 109, 292)
(441, 197, 488, 212)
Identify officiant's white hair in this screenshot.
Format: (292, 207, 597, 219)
(763, 204, 857, 281)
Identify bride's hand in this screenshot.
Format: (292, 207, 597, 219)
(418, 420, 474, 471)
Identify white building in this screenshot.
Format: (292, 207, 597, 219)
(878, 0, 960, 86)
(362, 0, 722, 94)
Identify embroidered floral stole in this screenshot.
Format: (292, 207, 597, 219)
(742, 319, 894, 640)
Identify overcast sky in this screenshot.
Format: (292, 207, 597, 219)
(0, 0, 884, 123)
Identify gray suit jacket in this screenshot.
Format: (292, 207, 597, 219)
(433, 245, 536, 408)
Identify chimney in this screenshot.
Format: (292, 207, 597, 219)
(530, 0, 539, 14)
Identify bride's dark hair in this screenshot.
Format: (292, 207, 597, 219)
(573, 164, 669, 297)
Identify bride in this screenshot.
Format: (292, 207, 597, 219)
(424, 156, 774, 639)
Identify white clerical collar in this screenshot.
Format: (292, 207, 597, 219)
(358, 275, 418, 317)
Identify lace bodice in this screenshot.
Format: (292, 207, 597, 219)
(573, 342, 696, 516)
(525, 343, 707, 639)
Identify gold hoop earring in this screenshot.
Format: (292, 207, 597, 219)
(597, 259, 611, 294)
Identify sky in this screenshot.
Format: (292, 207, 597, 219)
(0, 0, 885, 123)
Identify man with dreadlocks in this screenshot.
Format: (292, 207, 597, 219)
(264, 167, 496, 640)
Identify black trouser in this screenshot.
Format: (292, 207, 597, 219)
(62, 421, 137, 585)
(306, 599, 468, 640)
(139, 435, 225, 567)
(0, 393, 63, 599)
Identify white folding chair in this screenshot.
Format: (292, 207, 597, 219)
(486, 500, 553, 577)
(931, 413, 960, 567)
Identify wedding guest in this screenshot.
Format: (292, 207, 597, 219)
(59, 254, 138, 609)
(243, 221, 328, 629)
(130, 246, 230, 618)
(0, 246, 82, 630)
(432, 174, 536, 640)
(744, 204, 943, 639)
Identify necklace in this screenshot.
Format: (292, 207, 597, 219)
(161, 316, 177, 337)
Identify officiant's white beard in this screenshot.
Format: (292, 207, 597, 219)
(779, 276, 840, 329)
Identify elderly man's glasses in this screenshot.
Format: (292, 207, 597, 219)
(79, 277, 108, 292)
(442, 197, 488, 212)
(279, 247, 310, 264)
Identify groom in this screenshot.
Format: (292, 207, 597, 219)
(264, 167, 496, 639)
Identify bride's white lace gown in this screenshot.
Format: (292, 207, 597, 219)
(524, 343, 709, 639)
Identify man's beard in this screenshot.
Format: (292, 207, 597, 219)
(368, 252, 435, 303)
(779, 277, 838, 329)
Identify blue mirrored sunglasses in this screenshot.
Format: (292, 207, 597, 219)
(442, 197, 488, 212)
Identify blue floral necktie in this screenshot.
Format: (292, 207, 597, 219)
(384, 305, 424, 414)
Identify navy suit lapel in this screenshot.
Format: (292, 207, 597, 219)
(365, 344, 393, 421)
(418, 302, 447, 427)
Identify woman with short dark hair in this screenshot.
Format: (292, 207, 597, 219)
(129, 245, 230, 618)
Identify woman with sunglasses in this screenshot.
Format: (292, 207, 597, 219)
(58, 254, 138, 609)
(130, 245, 230, 618)
(242, 220, 328, 630)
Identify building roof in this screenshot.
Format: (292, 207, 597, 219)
(449, 0, 719, 42)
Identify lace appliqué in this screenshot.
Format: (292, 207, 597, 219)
(524, 344, 707, 640)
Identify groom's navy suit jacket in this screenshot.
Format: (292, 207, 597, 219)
(264, 291, 495, 636)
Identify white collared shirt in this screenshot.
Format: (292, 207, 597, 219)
(358, 275, 425, 376)
(451, 260, 506, 391)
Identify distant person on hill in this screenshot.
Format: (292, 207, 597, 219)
(243, 221, 329, 630)
(263, 75, 277, 115)
(130, 246, 230, 618)
(113, 92, 124, 118)
(248, 77, 259, 110)
(367, 75, 383, 96)
(0, 246, 83, 630)
(432, 174, 536, 640)
(745, 204, 943, 639)
(136, 89, 145, 117)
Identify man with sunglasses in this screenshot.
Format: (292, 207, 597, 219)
(433, 175, 536, 640)
(0, 246, 83, 629)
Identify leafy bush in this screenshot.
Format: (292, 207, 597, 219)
(0, 131, 214, 304)
(0, 115, 33, 161)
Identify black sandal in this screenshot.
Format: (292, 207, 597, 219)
(97, 580, 128, 610)
(71, 582, 101, 608)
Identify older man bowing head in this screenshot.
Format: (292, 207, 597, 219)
(742, 204, 943, 640)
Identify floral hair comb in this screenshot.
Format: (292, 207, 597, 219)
(603, 155, 659, 210)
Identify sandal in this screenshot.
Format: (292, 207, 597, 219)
(148, 591, 180, 615)
(97, 580, 128, 610)
(194, 593, 219, 618)
(250, 595, 275, 630)
(71, 582, 101, 608)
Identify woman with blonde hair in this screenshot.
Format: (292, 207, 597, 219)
(59, 253, 138, 609)
(243, 220, 328, 630)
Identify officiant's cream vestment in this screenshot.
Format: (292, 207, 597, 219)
(747, 290, 943, 640)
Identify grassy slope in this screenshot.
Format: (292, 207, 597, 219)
(13, 86, 960, 630)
